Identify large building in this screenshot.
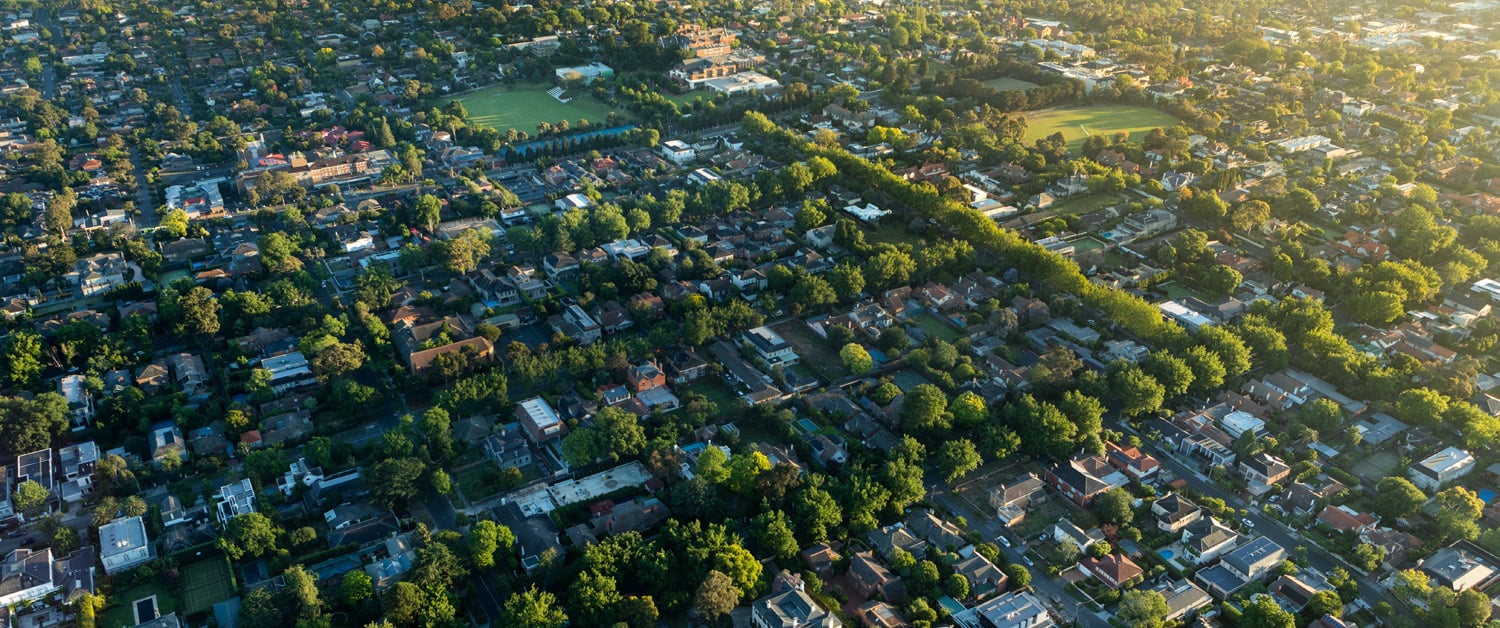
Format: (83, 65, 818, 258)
(1410, 446, 1475, 491)
(952, 591, 1055, 628)
(99, 516, 155, 574)
(516, 397, 566, 444)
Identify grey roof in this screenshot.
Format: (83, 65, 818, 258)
(99, 516, 149, 560)
(1223, 536, 1286, 576)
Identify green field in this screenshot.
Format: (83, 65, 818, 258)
(453, 83, 627, 134)
(180, 558, 235, 614)
(983, 77, 1041, 91)
(1022, 105, 1180, 154)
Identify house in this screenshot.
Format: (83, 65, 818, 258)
(1419, 543, 1500, 592)
(1221, 537, 1287, 583)
(1045, 454, 1128, 506)
(1317, 505, 1379, 533)
(1269, 574, 1322, 611)
(660, 140, 696, 165)
(260, 351, 315, 395)
(989, 473, 1047, 527)
(1153, 493, 1203, 533)
(855, 601, 908, 628)
(407, 337, 495, 376)
(954, 553, 1007, 598)
(801, 543, 843, 577)
(951, 591, 1054, 628)
(662, 349, 709, 384)
(98, 516, 155, 574)
(482, 432, 532, 469)
(1105, 441, 1160, 480)
(56, 441, 99, 503)
(868, 523, 927, 561)
(1151, 580, 1213, 622)
(213, 478, 257, 523)
(363, 533, 416, 590)
(1051, 519, 1105, 553)
(542, 253, 580, 282)
(627, 361, 668, 393)
(148, 423, 189, 468)
(750, 586, 842, 628)
(907, 510, 966, 552)
(849, 552, 907, 602)
(553, 304, 601, 344)
(0, 548, 59, 606)
(1180, 517, 1240, 564)
(516, 397, 566, 444)
(59, 374, 93, 426)
(1080, 553, 1143, 589)
(1239, 452, 1290, 489)
(744, 326, 798, 366)
(1411, 447, 1476, 491)
(165, 353, 209, 396)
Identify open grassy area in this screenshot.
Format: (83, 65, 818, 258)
(983, 77, 1041, 91)
(1022, 105, 1180, 154)
(1048, 193, 1127, 216)
(914, 312, 964, 343)
(453, 83, 626, 134)
(102, 582, 182, 628)
(773, 321, 851, 381)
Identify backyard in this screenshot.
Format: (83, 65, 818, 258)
(914, 312, 965, 343)
(1047, 193, 1128, 216)
(453, 83, 626, 134)
(983, 77, 1041, 91)
(1022, 105, 1181, 154)
(772, 320, 851, 381)
(100, 558, 233, 628)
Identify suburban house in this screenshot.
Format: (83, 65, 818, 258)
(1419, 543, 1500, 592)
(868, 523, 928, 561)
(1104, 441, 1160, 480)
(98, 516, 155, 574)
(952, 591, 1054, 628)
(989, 472, 1047, 527)
(906, 510, 965, 552)
(744, 325, 799, 366)
(1223, 537, 1287, 582)
(750, 572, 841, 628)
(1045, 454, 1128, 506)
(1410, 446, 1476, 491)
(148, 423, 189, 468)
(1180, 517, 1241, 564)
(1154, 493, 1204, 533)
(1150, 580, 1213, 622)
(482, 432, 533, 469)
(954, 552, 1008, 598)
(0, 547, 94, 607)
(848, 552, 907, 602)
(1080, 554, 1144, 589)
(516, 397, 567, 444)
(213, 479, 258, 523)
(1239, 452, 1291, 490)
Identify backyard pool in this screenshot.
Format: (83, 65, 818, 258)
(1158, 549, 1176, 560)
(795, 418, 819, 434)
(1481, 489, 1498, 504)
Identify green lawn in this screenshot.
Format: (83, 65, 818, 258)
(1048, 193, 1128, 216)
(102, 583, 182, 628)
(983, 77, 1041, 91)
(1022, 105, 1180, 154)
(453, 83, 627, 134)
(180, 558, 235, 615)
(914, 313, 964, 343)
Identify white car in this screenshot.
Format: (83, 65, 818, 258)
(998, 536, 1012, 548)
(1242, 518, 1256, 528)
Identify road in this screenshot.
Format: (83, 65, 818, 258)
(128, 147, 158, 224)
(929, 478, 1112, 628)
(34, 10, 64, 98)
(1110, 420, 1396, 609)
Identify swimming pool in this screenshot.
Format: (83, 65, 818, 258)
(1481, 489, 1498, 504)
(795, 418, 819, 434)
(1158, 549, 1176, 560)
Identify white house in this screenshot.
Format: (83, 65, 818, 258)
(213, 478, 257, 523)
(744, 326, 798, 366)
(661, 140, 696, 165)
(1410, 447, 1476, 491)
(99, 516, 154, 574)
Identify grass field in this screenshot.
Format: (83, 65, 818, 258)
(103, 584, 180, 628)
(453, 83, 626, 134)
(181, 558, 235, 614)
(983, 77, 1041, 91)
(914, 313, 964, 343)
(1048, 193, 1128, 216)
(1022, 105, 1180, 154)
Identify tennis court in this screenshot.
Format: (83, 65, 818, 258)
(181, 558, 236, 614)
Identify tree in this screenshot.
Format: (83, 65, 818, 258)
(752, 510, 800, 561)
(1396, 388, 1449, 426)
(1110, 363, 1165, 417)
(831, 262, 865, 301)
(1306, 590, 1343, 619)
(793, 483, 843, 543)
(46, 187, 76, 237)
(1372, 477, 1427, 520)
(284, 565, 322, 620)
(841, 343, 874, 375)
(443, 228, 492, 274)
(1456, 589, 1492, 626)
(311, 341, 365, 381)
(936, 439, 982, 482)
(177, 286, 221, 338)
(949, 391, 988, 428)
(338, 570, 373, 608)
(369, 457, 426, 508)
(414, 194, 443, 233)
(1182, 346, 1225, 396)
(1230, 200, 1271, 233)
(1117, 590, 1170, 628)
(1092, 488, 1134, 526)
(1143, 352, 1194, 399)
(410, 541, 468, 590)
(13, 480, 48, 516)
(901, 384, 952, 435)
(218, 513, 278, 560)
(1435, 487, 1484, 542)
(1240, 595, 1296, 628)
(946, 573, 971, 600)
(3, 330, 45, 389)
(694, 570, 740, 622)
(1005, 564, 1031, 588)
(562, 407, 646, 466)
(384, 582, 425, 626)
(469, 520, 502, 569)
(863, 250, 916, 290)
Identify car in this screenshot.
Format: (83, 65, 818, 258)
(1021, 556, 1034, 567)
(1242, 518, 1255, 528)
(998, 536, 1012, 548)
